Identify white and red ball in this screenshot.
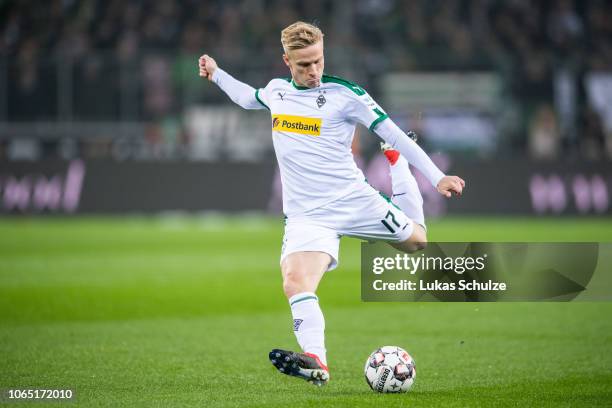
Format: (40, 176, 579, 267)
(364, 346, 416, 393)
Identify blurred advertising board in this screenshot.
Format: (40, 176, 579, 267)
(0, 159, 610, 215)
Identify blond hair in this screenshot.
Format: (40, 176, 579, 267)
(281, 21, 324, 53)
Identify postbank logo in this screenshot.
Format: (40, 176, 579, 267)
(271, 114, 322, 136)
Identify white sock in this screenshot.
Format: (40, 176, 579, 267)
(389, 155, 426, 229)
(289, 292, 327, 366)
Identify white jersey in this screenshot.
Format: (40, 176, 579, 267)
(255, 76, 388, 216)
(212, 68, 445, 218)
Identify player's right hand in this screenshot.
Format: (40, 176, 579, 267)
(198, 54, 218, 81)
(436, 175, 465, 198)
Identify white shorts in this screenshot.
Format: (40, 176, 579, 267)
(280, 182, 414, 271)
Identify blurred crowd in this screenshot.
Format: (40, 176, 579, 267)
(1, 0, 612, 159)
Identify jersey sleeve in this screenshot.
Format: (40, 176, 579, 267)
(254, 85, 270, 110)
(211, 68, 269, 111)
(345, 89, 389, 132)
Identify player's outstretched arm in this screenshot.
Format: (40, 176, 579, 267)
(198, 54, 267, 110)
(374, 119, 465, 198)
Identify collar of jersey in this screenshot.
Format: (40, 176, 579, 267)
(291, 79, 311, 90)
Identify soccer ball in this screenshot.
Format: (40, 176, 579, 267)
(364, 346, 416, 393)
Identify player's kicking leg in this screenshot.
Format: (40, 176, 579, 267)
(381, 135, 428, 253)
(269, 251, 330, 386)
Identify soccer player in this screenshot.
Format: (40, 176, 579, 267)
(198, 21, 464, 386)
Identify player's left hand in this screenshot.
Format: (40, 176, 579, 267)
(436, 176, 465, 198)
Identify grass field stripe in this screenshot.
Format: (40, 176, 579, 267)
(290, 295, 318, 306)
(3, 217, 611, 406)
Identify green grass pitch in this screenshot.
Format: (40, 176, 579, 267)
(1, 216, 611, 407)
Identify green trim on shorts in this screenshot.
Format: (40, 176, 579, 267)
(379, 191, 402, 212)
(364, 178, 402, 213)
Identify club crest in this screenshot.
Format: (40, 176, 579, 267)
(316, 94, 326, 108)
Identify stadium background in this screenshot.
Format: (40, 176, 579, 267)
(1, 0, 611, 406)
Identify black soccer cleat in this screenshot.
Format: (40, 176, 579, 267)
(269, 349, 330, 386)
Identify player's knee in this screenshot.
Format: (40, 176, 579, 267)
(281, 264, 306, 298)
